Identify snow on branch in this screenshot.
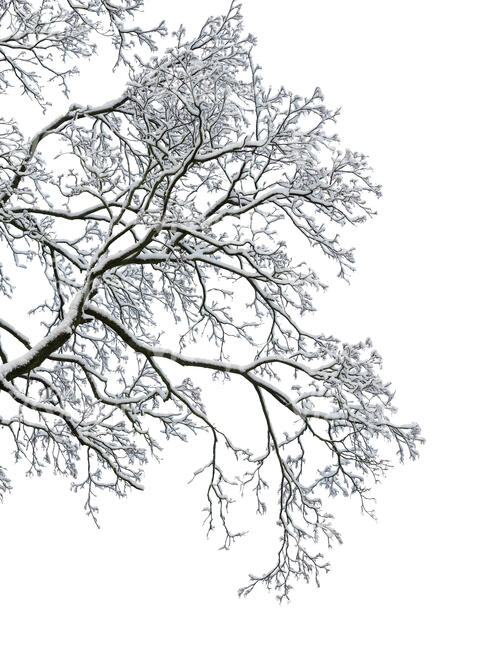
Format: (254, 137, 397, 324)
(0, 0, 167, 105)
(0, 1, 421, 600)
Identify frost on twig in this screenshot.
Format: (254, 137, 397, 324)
(0, 1, 422, 599)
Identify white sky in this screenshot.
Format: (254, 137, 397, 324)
(1, 1, 495, 648)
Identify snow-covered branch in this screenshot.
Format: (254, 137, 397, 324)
(0, 0, 166, 105)
(0, 1, 421, 599)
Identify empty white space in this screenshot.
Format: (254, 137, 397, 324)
(0, 1, 494, 648)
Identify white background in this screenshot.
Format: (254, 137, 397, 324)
(1, 1, 495, 647)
